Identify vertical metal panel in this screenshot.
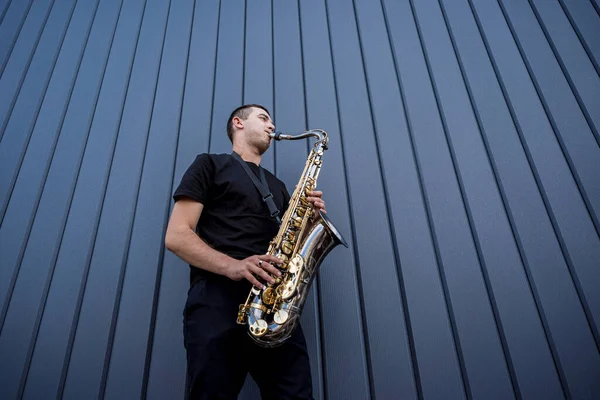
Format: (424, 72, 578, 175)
(529, 0, 600, 141)
(21, 0, 146, 398)
(243, 0, 273, 174)
(0, 3, 77, 320)
(437, 0, 566, 398)
(0, 0, 54, 134)
(102, 0, 193, 398)
(59, 0, 169, 397)
(558, 0, 600, 75)
(0, 1, 102, 399)
(0, 0, 598, 399)
(208, 0, 244, 156)
(468, 1, 600, 398)
(499, 0, 600, 339)
(0, 0, 34, 75)
(0, 0, 75, 263)
(362, 0, 465, 397)
(325, 0, 416, 397)
(145, 1, 218, 398)
(298, 0, 371, 399)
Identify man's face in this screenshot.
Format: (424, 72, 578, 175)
(239, 107, 275, 154)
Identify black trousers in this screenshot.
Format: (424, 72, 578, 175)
(183, 279, 314, 400)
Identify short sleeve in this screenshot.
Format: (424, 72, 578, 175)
(173, 154, 214, 204)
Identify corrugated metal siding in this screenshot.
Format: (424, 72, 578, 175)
(0, 0, 598, 399)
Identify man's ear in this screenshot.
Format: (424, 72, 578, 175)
(232, 116, 244, 130)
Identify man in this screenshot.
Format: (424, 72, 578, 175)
(165, 104, 325, 399)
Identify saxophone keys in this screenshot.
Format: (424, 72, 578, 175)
(291, 216, 303, 228)
(262, 287, 276, 305)
(285, 231, 297, 241)
(250, 319, 268, 336)
(288, 254, 303, 274)
(236, 305, 249, 324)
(282, 240, 294, 254)
(281, 283, 296, 300)
(274, 309, 289, 324)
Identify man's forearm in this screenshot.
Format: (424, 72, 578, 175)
(165, 228, 234, 277)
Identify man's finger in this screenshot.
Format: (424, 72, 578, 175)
(262, 262, 282, 277)
(261, 255, 283, 265)
(245, 271, 264, 289)
(307, 198, 325, 209)
(306, 196, 323, 204)
(258, 257, 283, 276)
(249, 264, 276, 284)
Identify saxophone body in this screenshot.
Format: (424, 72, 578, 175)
(236, 129, 347, 347)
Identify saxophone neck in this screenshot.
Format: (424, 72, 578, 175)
(270, 129, 329, 149)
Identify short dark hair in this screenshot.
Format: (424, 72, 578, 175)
(226, 104, 271, 143)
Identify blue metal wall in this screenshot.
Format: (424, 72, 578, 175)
(0, 0, 599, 399)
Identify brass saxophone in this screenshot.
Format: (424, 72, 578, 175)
(236, 129, 348, 347)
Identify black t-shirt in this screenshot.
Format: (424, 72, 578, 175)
(173, 153, 290, 308)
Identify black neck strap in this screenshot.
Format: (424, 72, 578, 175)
(231, 152, 281, 224)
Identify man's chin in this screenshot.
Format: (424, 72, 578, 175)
(258, 140, 271, 155)
(257, 144, 269, 155)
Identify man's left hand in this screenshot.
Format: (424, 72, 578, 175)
(306, 190, 326, 215)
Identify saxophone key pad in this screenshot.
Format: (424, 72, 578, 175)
(250, 320, 268, 337)
(274, 310, 289, 324)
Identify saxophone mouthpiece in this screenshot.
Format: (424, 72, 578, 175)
(270, 132, 291, 140)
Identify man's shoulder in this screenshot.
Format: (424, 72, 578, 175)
(194, 152, 231, 160)
(191, 153, 233, 168)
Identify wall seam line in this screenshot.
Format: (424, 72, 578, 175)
(355, 0, 422, 398)
(0, 0, 34, 80)
(436, 0, 564, 397)
(526, 0, 600, 147)
(0, 0, 54, 139)
(98, 0, 173, 398)
(323, 0, 374, 397)
(0, 0, 16, 26)
(0, 0, 91, 335)
(0, 0, 70, 227)
(418, 0, 521, 397)
(55, 0, 149, 396)
(556, 0, 600, 77)
(206, 0, 221, 154)
(497, 0, 600, 352)
(16, 0, 125, 397)
(467, 0, 573, 396)
(140, 0, 196, 398)
(405, 0, 474, 397)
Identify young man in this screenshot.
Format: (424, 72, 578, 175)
(165, 104, 325, 399)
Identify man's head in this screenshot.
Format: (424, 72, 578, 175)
(227, 104, 275, 154)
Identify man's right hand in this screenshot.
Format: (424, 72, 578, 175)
(225, 255, 283, 289)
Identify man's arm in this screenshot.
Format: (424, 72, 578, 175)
(164, 198, 282, 288)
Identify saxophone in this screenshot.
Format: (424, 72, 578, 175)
(236, 129, 348, 347)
